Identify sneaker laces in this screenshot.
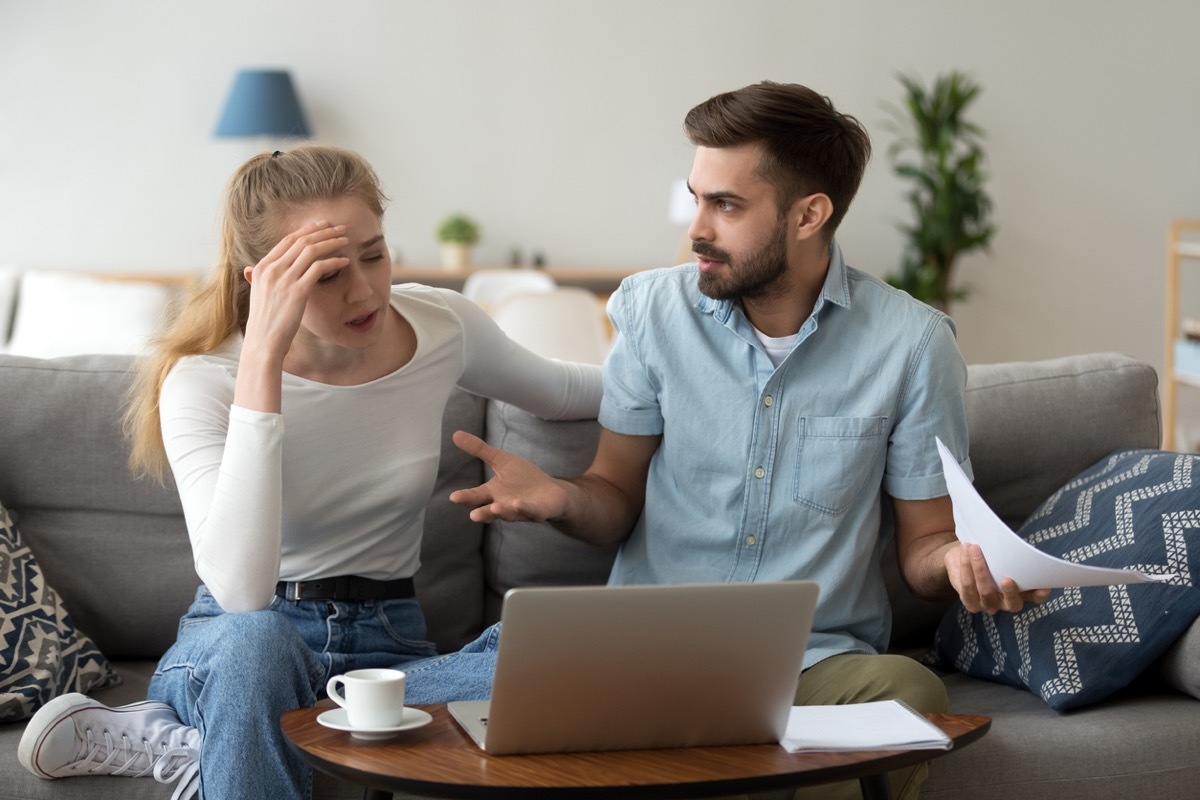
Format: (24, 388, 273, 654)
(77, 727, 157, 778)
(74, 727, 199, 800)
(154, 746, 201, 800)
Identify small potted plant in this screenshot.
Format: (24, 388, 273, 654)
(436, 214, 481, 272)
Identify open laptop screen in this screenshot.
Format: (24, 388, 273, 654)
(450, 581, 819, 755)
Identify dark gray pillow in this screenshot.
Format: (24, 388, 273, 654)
(935, 449, 1200, 711)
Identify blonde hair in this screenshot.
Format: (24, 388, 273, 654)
(124, 145, 388, 482)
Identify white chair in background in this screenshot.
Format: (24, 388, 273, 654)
(461, 269, 556, 312)
(490, 287, 611, 365)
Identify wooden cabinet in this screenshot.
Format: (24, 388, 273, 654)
(1162, 219, 1200, 450)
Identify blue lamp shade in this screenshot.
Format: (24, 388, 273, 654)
(214, 70, 311, 138)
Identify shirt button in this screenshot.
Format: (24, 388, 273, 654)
(754, 467, 765, 479)
(763, 395, 774, 407)
(745, 535, 757, 546)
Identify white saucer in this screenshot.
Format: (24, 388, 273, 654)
(316, 707, 433, 740)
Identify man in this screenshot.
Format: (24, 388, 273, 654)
(450, 81, 1045, 800)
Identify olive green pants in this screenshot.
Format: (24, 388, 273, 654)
(719, 653, 948, 800)
(787, 653, 948, 800)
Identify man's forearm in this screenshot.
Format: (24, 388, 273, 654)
(549, 473, 641, 547)
(893, 496, 961, 601)
(901, 532, 960, 601)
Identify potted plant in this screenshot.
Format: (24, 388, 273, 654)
(884, 71, 994, 313)
(436, 214, 481, 272)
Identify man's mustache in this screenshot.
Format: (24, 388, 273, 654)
(692, 242, 730, 262)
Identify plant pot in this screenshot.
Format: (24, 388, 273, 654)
(440, 243, 473, 272)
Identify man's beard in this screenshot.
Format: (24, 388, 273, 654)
(694, 221, 789, 301)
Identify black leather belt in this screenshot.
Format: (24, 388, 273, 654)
(275, 576, 415, 602)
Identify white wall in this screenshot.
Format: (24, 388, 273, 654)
(2, 0, 1199, 377)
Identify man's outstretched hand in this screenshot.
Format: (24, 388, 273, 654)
(448, 430, 570, 523)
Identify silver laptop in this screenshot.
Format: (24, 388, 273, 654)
(447, 581, 819, 755)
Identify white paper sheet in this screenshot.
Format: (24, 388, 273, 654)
(780, 700, 952, 752)
(935, 438, 1174, 589)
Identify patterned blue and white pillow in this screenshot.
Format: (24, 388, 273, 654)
(0, 500, 120, 721)
(934, 449, 1200, 711)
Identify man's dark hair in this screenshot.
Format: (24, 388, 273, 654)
(683, 81, 871, 235)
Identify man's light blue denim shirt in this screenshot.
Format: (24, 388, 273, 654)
(599, 241, 972, 668)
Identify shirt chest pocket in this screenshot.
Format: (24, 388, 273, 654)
(792, 416, 888, 516)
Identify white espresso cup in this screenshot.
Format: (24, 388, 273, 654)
(325, 668, 406, 729)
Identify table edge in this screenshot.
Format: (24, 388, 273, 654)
(284, 705, 991, 800)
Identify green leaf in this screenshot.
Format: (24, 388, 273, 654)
(883, 70, 995, 310)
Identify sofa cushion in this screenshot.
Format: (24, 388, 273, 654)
(935, 448, 1200, 710)
(931, 670, 1200, 800)
(0, 500, 119, 721)
(413, 388, 489, 652)
(963, 353, 1161, 528)
(0, 355, 197, 659)
(1157, 614, 1200, 699)
(482, 402, 617, 621)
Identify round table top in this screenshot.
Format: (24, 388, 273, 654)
(281, 703, 990, 799)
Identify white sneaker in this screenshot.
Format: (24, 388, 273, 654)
(18, 692, 200, 800)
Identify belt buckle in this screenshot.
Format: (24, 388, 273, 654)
(280, 576, 365, 602)
(287, 580, 328, 602)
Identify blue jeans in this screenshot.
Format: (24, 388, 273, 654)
(149, 587, 499, 800)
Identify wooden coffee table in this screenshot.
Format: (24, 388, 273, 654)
(282, 702, 989, 800)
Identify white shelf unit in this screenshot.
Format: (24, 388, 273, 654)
(1163, 219, 1200, 450)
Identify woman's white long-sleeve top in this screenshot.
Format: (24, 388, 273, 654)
(159, 285, 602, 613)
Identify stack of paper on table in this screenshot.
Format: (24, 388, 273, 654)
(780, 700, 952, 752)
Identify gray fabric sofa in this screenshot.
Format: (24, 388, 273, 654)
(0, 350, 1197, 799)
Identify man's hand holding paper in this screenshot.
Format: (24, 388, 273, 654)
(934, 438, 1175, 608)
(944, 540, 1051, 615)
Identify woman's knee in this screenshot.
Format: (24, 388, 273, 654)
(217, 608, 301, 642)
(159, 610, 323, 712)
(166, 610, 314, 680)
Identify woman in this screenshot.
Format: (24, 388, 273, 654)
(17, 146, 601, 800)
